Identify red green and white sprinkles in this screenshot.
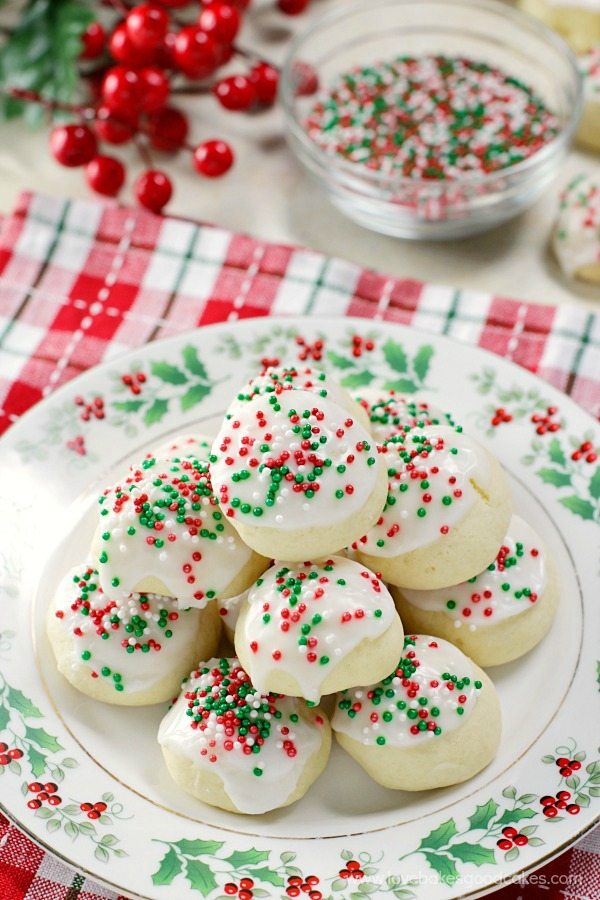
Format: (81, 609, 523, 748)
(150, 433, 212, 463)
(96, 453, 253, 607)
(355, 388, 455, 444)
(157, 657, 326, 814)
(400, 515, 546, 627)
(51, 564, 202, 694)
(209, 388, 381, 529)
(238, 556, 396, 702)
(580, 45, 600, 99)
(553, 172, 600, 279)
(332, 635, 482, 746)
(305, 55, 559, 178)
(353, 425, 489, 557)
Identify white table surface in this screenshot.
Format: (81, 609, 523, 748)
(0, 0, 598, 311)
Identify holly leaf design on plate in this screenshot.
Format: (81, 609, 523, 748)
(7, 687, 43, 718)
(422, 851, 459, 884)
(27, 745, 47, 777)
(412, 345, 434, 383)
(113, 399, 145, 413)
(152, 847, 182, 886)
(559, 496, 595, 521)
(589, 467, 600, 500)
(383, 339, 408, 374)
(548, 438, 566, 467)
(0, 705, 9, 732)
(185, 858, 217, 896)
(24, 725, 62, 753)
(224, 848, 271, 868)
(151, 361, 188, 385)
(340, 371, 375, 390)
(180, 383, 211, 412)
(468, 799, 498, 831)
(327, 351, 355, 370)
(495, 807, 536, 827)
(449, 843, 496, 866)
(143, 398, 169, 426)
(246, 867, 284, 887)
(174, 839, 224, 856)
(537, 468, 572, 488)
(418, 818, 458, 850)
(182, 345, 209, 380)
(383, 378, 419, 394)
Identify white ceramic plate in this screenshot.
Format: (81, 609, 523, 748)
(0, 317, 599, 900)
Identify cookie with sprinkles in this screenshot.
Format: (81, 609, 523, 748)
(150, 433, 213, 463)
(354, 388, 455, 444)
(392, 515, 559, 667)
(553, 172, 600, 284)
(158, 656, 331, 814)
(92, 453, 269, 608)
(218, 587, 250, 643)
(235, 556, 404, 703)
(332, 634, 501, 791)
(47, 564, 221, 705)
(228, 365, 369, 427)
(353, 425, 512, 590)
(209, 388, 388, 560)
(518, 0, 600, 54)
(577, 45, 600, 152)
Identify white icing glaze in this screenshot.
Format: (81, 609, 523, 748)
(354, 388, 454, 443)
(218, 587, 249, 635)
(51, 564, 202, 695)
(157, 657, 325, 814)
(151, 434, 213, 462)
(96, 454, 253, 607)
(543, 0, 600, 9)
(227, 365, 354, 418)
(238, 556, 395, 702)
(353, 425, 490, 558)
(210, 388, 382, 532)
(332, 634, 482, 746)
(553, 173, 600, 278)
(581, 45, 600, 97)
(400, 515, 547, 629)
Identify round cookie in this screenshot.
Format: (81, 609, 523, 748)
(158, 656, 331, 814)
(354, 387, 455, 443)
(332, 634, 501, 791)
(518, 0, 600, 54)
(235, 556, 404, 703)
(92, 453, 268, 608)
(47, 563, 221, 705)
(353, 426, 512, 590)
(391, 515, 559, 667)
(218, 588, 250, 642)
(151, 433, 213, 462)
(209, 388, 388, 560)
(578, 46, 600, 152)
(554, 173, 600, 284)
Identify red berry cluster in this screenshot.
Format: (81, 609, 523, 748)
(556, 755, 582, 777)
(121, 371, 147, 394)
(75, 394, 105, 421)
(45, 0, 312, 212)
(259, 356, 281, 371)
(530, 406, 560, 435)
(79, 800, 108, 819)
(351, 335, 375, 358)
(339, 859, 364, 879)
(496, 826, 530, 850)
(26, 781, 62, 809)
(490, 406, 513, 427)
(67, 435, 87, 456)
(0, 743, 23, 766)
(285, 874, 321, 898)
(223, 877, 256, 899)
(571, 440, 597, 463)
(295, 335, 324, 361)
(540, 790, 580, 817)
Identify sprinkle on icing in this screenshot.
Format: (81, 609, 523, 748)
(353, 426, 488, 557)
(238, 556, 395, 702)
(210, 389, 381, 530)
(150, 434, 212, 463)
(580, 45, 600, 98)
(227, 365, 345, 414)
(355, 388, 455, 443)
(400, 515, 546, 627)
(332, 635, 482, 746)
(553, 172, 600, 279)
(157, 657, 325, 814)
(97, 454, 252, 606)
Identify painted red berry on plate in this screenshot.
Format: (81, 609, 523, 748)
(81, 802, 93, 811)
(87, 809, 101, 819)
(224, 886, 237, 897)
(557, 790, 571, 801)
(135, 169, 173, 212)
(8, 748, 23, 759)
(28, 782, 43, 793)
(543, 806, 558, 817)
(193, 139, 234, 177)
(556, 757, 570, 767)
(94, 801, 108, 812)
(44, 783, 58, 793)
(567, 804, 581, 815)
(502, 826, 518, 838)
(47, 795, 62, 806)
(239, 879, 254, 890)
(514, 835, 528, 846)
(497, 838, 512, 850)
(570, 760, 581, 771)
(50, 124, 97, 167)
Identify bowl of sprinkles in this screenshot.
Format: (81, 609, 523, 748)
(280, 0, 582, 239)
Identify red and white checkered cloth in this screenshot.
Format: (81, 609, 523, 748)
(0, 191, 598, 900)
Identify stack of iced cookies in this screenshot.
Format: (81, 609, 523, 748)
(47, 364, 559, 815)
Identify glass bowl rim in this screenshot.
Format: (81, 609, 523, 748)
(279, 0, 583, 192)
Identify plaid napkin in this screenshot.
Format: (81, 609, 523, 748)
(0, 192, 598, 900)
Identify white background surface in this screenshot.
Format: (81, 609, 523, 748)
(0, 0, 598, 310)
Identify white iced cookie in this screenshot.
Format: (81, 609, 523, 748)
(353, 426, 512, 590)
(332, 634, 501, 791)
(235, 556, 404, 703)
(209, 389, 388, 560)
(518, 0, 600, 53)
(218, 588, 249, 642)
(392, 516, 559, 667)
(553, 173, 600, 284)
(47, 564, 220, 705)
(228, 365, 369, 427)
(92, 454, 268, 608)
(354, 388, 455, 443)
(578, 46, 600, 152)
(158, 657, 331, 814)
(151, 433, 213, 462)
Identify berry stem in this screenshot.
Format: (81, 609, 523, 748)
(233, 43, 279, 71)
(170, 83, 213, 96)
(134, 134, 154, 169)
(2, 87, 89, 118)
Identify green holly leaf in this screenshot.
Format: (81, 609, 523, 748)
(180, 383, 211, 412)
(383, 339, 408, 374)
(340, 371, 375, 389)
(174, 839, 224, 856)
(182, 345, 209, 380)
(152, 848, 182, 886)
(27, 744, 47, 777)
(468, 799, 498, 831)
(7, 687, 42, 718)
(225, 848, 270, 868)
(412, 345, 434, 383)
(113, 400, 145, 413)
(589, 467, 600, 500)
(421, 851, 459, 885)
(449, 843, 496, 866)
(185, 858, 217, 896)
(24, 725, 62, 752)
(151, 361, 188, 385)
(327, 351, 355, 370)
(495, 807, 536, 826)
(144, 398, 169, 426)
(383, 378, 419, 394)
(548, 438, 566, 466)
(419, 818, 458, 851)
(559, 496, 596, 521)
(537, 468, 572, 488)
(0, 705, 9, 732)
(247, 867, 284, 887)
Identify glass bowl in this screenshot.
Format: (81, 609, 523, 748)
(279, 0, 583, 240)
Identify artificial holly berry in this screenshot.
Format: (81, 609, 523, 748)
(147, 106, 189, 151)
(126, 5, 170, 51)
(249, 62, 279, 105)
(174, 27, 221, 78)
(50, 124, 97, 167)
(108, 22, 155, 67)
(278, 0, 310, 13)
(86, 156, 126, 197)
(94, 105, 137, 145)
(80, 22, 105, 60)
(193, 139, 234, 176)
(101, 66, 141, 112)
(213, 75, 256, 110)
(135, 169, 173, 212)
(138, 66, 170, 112)
(198, 3, 241, 44)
